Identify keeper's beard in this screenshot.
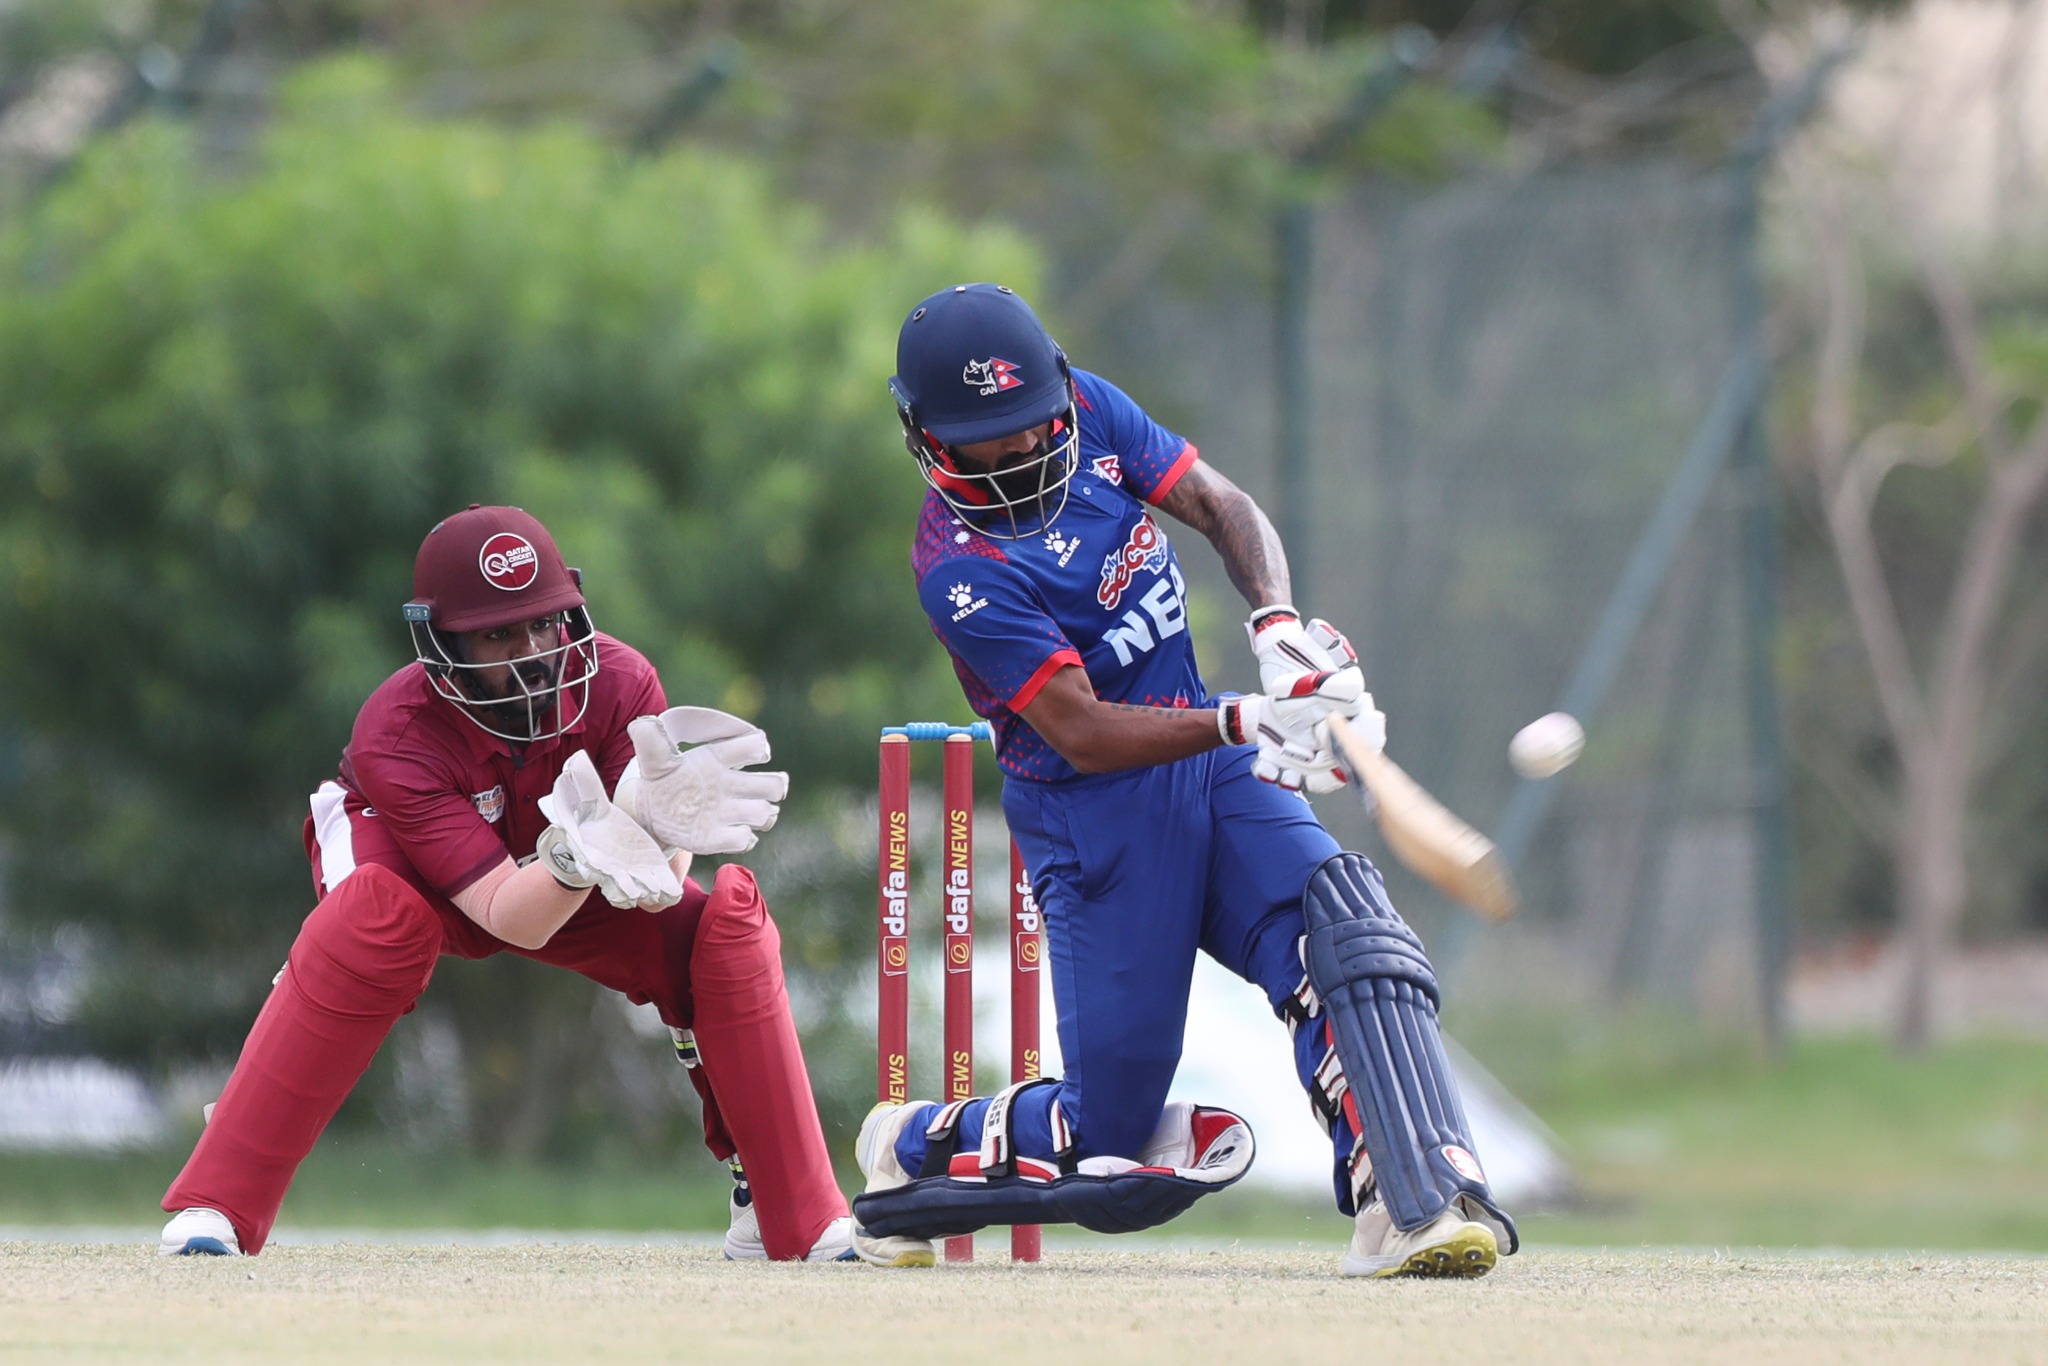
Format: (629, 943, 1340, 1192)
(463, 658, 563, 742)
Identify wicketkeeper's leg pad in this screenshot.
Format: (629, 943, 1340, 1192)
(683, 865, 848, 1260)
(162, 863, 444, 1255)
(1302, 852, 1517, 1251)
(852, 1080, 1256, 1240)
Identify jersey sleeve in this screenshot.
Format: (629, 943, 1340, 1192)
(1077, 371, 1199, 505)
(919, 558, 1083, 712)
(347, 734, 508, 899)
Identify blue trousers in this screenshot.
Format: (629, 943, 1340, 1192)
(893, 744, 1357, 1200)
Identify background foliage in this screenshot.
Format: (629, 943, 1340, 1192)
(0, 0, 2040, 1177)
(0, 1, 1508, 1158)
(0, 56, 1030, 1148)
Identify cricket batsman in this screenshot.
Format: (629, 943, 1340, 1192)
(851, 284, 1518, 1278)
(158, 504, 854, 1261)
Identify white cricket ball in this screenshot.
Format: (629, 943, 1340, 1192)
(1510, 712, 1584, 779)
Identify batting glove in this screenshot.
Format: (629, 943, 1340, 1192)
(1281, 662, 1386, 758)
(1267, 658, 1386, 747)
(612, 706, 790, 856)
(536, 750, 683, 911)
(1303, 617, 1360, 670)
(1247, 605, 1360, 693)
(1218, 676, 1347, 795)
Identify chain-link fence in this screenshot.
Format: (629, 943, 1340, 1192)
(1104, 155, 1775, 1027)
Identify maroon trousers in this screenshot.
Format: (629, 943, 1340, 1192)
(163, 861, 846, 1256)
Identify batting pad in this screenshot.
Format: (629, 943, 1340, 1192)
(1303, 852, 1518, 1251)
(853, 1093, 1254, 1240)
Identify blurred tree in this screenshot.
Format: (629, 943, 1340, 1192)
(0, 56, 1029, 1147)
(0, 0, 145, 93)
(1779, 93, 2048, 1050)
(1232, 0, 1909, 78)
(0, 0, 1827, 1151)
(8, 1, 1498, 332)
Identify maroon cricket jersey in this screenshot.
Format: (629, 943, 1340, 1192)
(303, 633, 666, 913)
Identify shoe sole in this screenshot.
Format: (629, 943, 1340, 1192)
(160, 1237, 235, 1257)
(727, 1217, 860, 1263)
(851, 1226, 937, 1269)
(727, 1247, 862, 1263)
(851, 1102, 931, 1268)
(1343, 1225, 1498, 1279)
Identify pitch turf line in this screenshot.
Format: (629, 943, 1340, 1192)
(3, 1244, 2045, 1364)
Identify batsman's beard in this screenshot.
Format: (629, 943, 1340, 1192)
(942, 422, 1079, 539)
(987, 438, 1062, 505)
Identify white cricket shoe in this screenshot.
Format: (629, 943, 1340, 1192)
(721, 1193, 858, 1262)
(1342, 1196, 1498, 1279)
(850, 1101, 935, 1269)
(158, 1207, 241, 1257)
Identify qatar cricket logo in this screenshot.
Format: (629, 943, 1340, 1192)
(1097, 515, 1169, 610)
(479, 532, 539, 591)
(962, 356, 1023, 397)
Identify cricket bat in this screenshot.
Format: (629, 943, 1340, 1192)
(1326, 713, 1519, 923)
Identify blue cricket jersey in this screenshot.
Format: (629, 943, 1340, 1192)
(912, 369, 1212, 782)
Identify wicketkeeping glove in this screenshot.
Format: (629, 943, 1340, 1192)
(612, 706, 789, 856)
(536, 750, 683, 911)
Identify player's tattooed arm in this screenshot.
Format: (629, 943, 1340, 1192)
(1153, 459, 1291, 607)
(1021, 665, 1223, 774)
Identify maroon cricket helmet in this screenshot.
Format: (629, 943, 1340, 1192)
(408, 504, 586, 632)
(403, 505, 599, 743)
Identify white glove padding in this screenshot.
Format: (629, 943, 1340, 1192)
(612, 706, 789, 856)
(536, 750, 683, 911)
(1272, 662, 1387, 757)
(1335, 686, 1388, 757)
(1247, 605, 1360, 692)
(1217, 681, 1346, 795)
(1303, 617, 1360, 671)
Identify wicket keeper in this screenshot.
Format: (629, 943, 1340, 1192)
(851, 284, 1518, 1277)
(159, 505, 853, 1261)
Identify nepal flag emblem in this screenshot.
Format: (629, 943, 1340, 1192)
(963, 357, 1024, 397)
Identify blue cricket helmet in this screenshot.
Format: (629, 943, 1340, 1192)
(893, 283, 1070, 444)
(890, 283, 1080, 538)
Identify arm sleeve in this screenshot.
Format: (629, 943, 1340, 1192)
(919, 559, 1084, 713)
(349, 738, 509, 899)
(1078, 371, 1198, 505)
